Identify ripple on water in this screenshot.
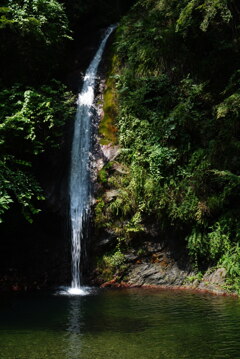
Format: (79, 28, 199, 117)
(0, 288, 240, 359)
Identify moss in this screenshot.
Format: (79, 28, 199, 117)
(99, 54, 119, 145)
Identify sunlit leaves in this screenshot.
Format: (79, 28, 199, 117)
(0, 82, 74, 155)
(176, 0, 232, 33)
(0, 0, 72, 44)
(0, 82, 75, 221)
(0, 156, 43, 223)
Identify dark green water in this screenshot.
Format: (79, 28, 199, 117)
(0, 288, 240, 359)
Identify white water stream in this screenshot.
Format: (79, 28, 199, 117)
(68, 26, 115, 295)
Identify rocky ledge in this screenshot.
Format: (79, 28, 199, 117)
(100, 263, 229, 295)
(92, 241, 231, 296)
(125, 263, 227, 295)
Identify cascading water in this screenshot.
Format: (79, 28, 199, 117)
(68, 26, 115, 295)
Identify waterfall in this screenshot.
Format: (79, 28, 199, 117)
(68, 26, 115, 295)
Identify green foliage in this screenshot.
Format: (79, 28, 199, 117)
(219, 244, 240, 293)
(96, 249, 127, 282)
(0, 82, 74, 155)
(0, 156, 44, 223)
(0, 0, 72, 86)
(0, 0, 71, 44)
(103, 250, 126, 269)
(0, 82, 74, 222)
(219, 245, 240, 278)
(187, 220, 231, 265)
(0, 0, 134, 227)
(0, 0, 76, 223)
(95, 0, 240, 290)
(185, 271, 203, 284)
(176, 0, 232, 33)
(98, 168, 108, 184)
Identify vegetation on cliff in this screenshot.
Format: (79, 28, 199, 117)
(95, 0, 240, 292)
(0, 0, 132, 223)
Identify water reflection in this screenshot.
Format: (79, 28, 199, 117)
(1, 289, 240, 359)
(65, 297, 83, 359)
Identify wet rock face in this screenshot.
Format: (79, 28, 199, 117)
(123, 243, 194, 288)
(125, 261, 227, 293)
(90, 232, 230, 295)
(100, 144, 120, 162)
(127, 263, 189, 287)
(125, 262, 228, 295)
(122, 245, 228, 293)
(197, 268, 227, 294)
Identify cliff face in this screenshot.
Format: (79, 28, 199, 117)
(89, 117, 229, 295)
(87, 47, 194, 292)
(89, 0, 240, 296)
